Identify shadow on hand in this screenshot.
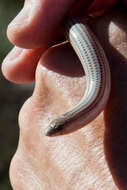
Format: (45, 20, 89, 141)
(94, 7, 127, 190)
(42, 42, 85, 77)
(41, 6, 127, 189)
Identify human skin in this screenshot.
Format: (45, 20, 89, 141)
(2, 0, 127, 189)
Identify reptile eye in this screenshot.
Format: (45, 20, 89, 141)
(45, 18, 111, 136)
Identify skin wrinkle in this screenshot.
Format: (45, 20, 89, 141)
(75, 121, 115, 189)
(34, 66, 87, 135)
(29, 65, 116, 189)
(18, 60, 114, 187)
(19, 114, 73, 189)
(36, 65, 85, 113)
(7, 0, 79, 48)
(17, 67, 88, 189)
(43, 72, 70, 113)
(3, 0, 116, 83)
(8, 0, 113, 48)
(46, 135, 87, 187)
(11, 156, 49, 190)
(11, 132, 54, 189)
(8, 8, 127, 190)
(42, 143, 72, 190)
(45, 72, 85, 107)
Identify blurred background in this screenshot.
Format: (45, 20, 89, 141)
(0, 0, 33, 189)
(1, 0, 126, 190)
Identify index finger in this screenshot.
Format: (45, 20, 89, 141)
(7, 0, 90, 48)
(7, 0, 116, 49)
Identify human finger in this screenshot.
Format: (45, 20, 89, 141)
(10, 8, 127, 190)
(2, 46, 48, 83)
(7, 0, 116, 49)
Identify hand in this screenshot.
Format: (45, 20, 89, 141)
(2, 0, 116, 83)
(2, 0, 127, 189)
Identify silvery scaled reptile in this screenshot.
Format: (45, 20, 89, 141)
(45, 18, 111, 136)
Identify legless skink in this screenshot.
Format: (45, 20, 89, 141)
(45, 19, 111, 136)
